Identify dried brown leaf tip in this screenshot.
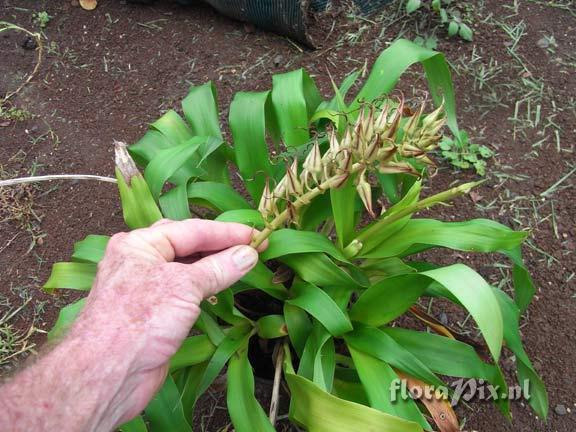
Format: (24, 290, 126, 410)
(114, 141, 140, 185)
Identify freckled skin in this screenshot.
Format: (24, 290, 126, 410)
(0, 219, 267, 432)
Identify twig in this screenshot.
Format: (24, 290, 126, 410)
(540, 166, 576, 197)
(269, 342, 284, 426)
(0, 22, 44, 102)
(0, 174, 117, 187)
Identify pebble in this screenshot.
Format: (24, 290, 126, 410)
(554, 404, 567, 416)
(273, 55, 284, 67)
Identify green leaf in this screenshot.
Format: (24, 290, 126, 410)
(348, 347, 430, 429)
(360, 218, 527, 258)
(203, 288, 249, 326)
(195, 326, 252, 401)
(271, 69, 321, 147)
(47, 298, 86, 341)
(285, 372, 423, 432)
(298, 322, 335, 392)
(187, 181, 251, 212)
(129, 129, 173, 167)
(345, 326, 445, 389)
(349, 274, 429, 325)
(331, 177, 357, 249)
(280, 253, 363, 289)
(459, 23, 473, 41)
(170, 335, 216, 372)
(287, 281, 353, 336)
(492, 288, 548, 419)
(406, 0, 422, 14)
(150, 110, 193, 146)
(353, 39, 460, 137)
(43, 262, 97, 292)
(352, 264, 503, 362)
(448, 21, 459, 37)
(144, 139, 203, 199)
(182, 82, 222, 138)
(145, 375, 192, 432)
(383, 327, 510, 416)
(159, 184, 191, 220)
(119, 416, 148, 432)
(505, 246, 536, 312)
(240, 261, 289, 300)
(284, 303, 312, 356)
(227, 349, 276, 432)
(71, 235, 109, 263)
(261, 229, 348, 262)
(230, 91, 274, 200)
(116, 170, 163, 229)
(256, 315, 288, 339)
(215, 209, 265, 228)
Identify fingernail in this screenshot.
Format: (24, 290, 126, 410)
(232, 246, 258, 271)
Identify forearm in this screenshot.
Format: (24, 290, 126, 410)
(0, 318, 137, 432)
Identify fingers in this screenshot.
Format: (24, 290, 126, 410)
(137, 219, 267, 261)
(177, 245, 259, 298)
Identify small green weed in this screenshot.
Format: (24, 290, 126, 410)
(32, 11, 51, 29)
(440, 131, 493, 175)
(405, 0, 474, 41)
(0, 105, 33, 122)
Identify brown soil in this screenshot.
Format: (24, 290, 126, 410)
(1, 0, 575, 430)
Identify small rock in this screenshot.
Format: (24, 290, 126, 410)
(273, 55, 284, 67)
(21, 36, 37, 50)
(439, 312, 448, 325)
(554, 404, 567, 416)
(536, 37, 550, 49)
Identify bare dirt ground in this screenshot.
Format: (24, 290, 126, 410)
(1, 0, 574, 430)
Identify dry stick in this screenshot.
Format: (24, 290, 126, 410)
(1, 23, 44, 102)
(269, 342, 285, 426)
(0, 175, 117, 187)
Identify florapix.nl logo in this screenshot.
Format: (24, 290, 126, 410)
(390, 378, 531, 406)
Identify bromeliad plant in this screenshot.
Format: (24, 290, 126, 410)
(44, 39, 547, 431)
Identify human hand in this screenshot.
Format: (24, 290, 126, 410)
(70, 218, 266, 425)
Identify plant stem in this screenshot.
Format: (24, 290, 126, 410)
(250, 162, 365, 248)
(0, 174, 117, 187)
(269, 342, 284, 426)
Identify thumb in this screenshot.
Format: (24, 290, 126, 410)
(187, 245, 259, 298)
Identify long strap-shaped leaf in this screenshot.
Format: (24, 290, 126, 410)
(261, 229, 348, 262)
(492, 288, 548, 419)
(71, 234, 109, 263)
(287, 281, 352, 336)
(119, 416, 148, 432)
(43, 262, 97, 292)
(344, 326, 445, 389)
(271, 69, 321, 147)
(116, 169, 162, 229)
(360, 218, 527, 258)
(227, 349, 275, 432)
(281, 253, 364, 289)
(230, 91, 275, 201)
(353, 38, 459, 137)
(298, 322, 335, 392)
(187, 181, 251, 212)
(347, 347, 431, 429)
(285, 370, 423, 432)
(351, 264, 503, 362)
(169, 335, 216, 372)
(382, 327, 510, 417)
(145, 374, 192, 432)
(47, 298, 86, 341)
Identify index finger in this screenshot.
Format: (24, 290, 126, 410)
(141, 219, 267, 259)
